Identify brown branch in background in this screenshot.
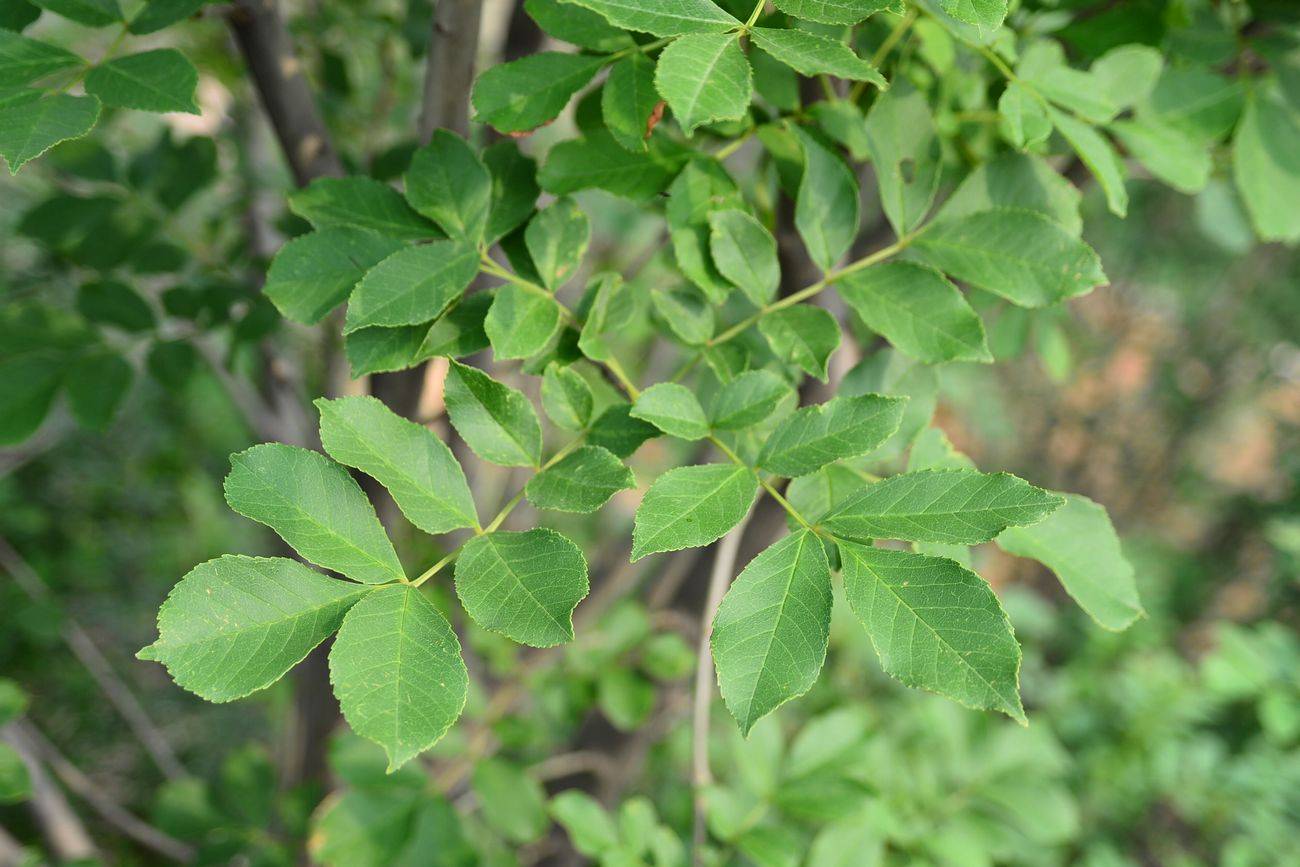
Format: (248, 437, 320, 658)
(0, 824, 26, 866)
(6, 722, 195, 863)
(0, 534, 187, 783)
(690, 512, 753, 861)
(418, 0, 484, 142)
(227, 0, 343, 184)
(0, 725, 97, 863)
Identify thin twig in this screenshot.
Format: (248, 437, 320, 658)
(691, 512, 753, 863)
(0, 724, 97, 862)
(9, 722, 195, 863)
(0, 535, 187, 782)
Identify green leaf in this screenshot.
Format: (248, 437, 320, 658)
(997, 494, 1143, 631)
(712, 530, 832, 734)
(632, 463, 757, 561)
(0, 30, 81, 87)
(770, 0, 894, 25)
(484, 284, 561, 361)
(65, 349, 131, 431)
(0, 743, 30, 803)
(224, 443, 405, 585)
(1047, 106, 1128, 217)
(317, 396, 478, 536)
(939, 0, 1006, 33)
(330, 585, 468, 771)
(793, 126, 859, 269)
(484, 140, 539, 244)
(0, 91, 99, 173)
(589, 403, 660, 457)
(654, 31, 752, 135)
(344, 241, 479, 333)
(138, 556, 368, 702)
(836, 261, 991, 364)
(31, 0, 119, 26)
(937, 151, 1082, 236)
(0, 680, 27, 727)
(603, 52, 661, 152)
(403, 131, 491, 242)
(526, 445, 635, 513)
(1090, 44, 1162, 111)
(263, 228, 404, 325)
(823, 468, 1063, 543)
(750, 27, 885, 87)
(0, 0, 41, 31)
(444, 360, 543, 467)
(667, 159, 744, 302)
(598, 668, 655, 730)
(472, 759, 550, 844)
(563, 0, 739, 36)
(630, 382, 710, 440)
(1143, 65, 1243, 143)
(709, 369, 794, 431)
(455, 528, 588, 647)
(525, 0, 633, 51)
(1232, 84, 1300, 244)
(708, 209, 778, 306)
(757, 393, 906, 478)
(76, 278, 155, 332)
(757, 305, 841, 382)
(838, 542, 1024, 722)
(864, 83, 940, 236)
(541, 362, 594, 431)
(85, 49, 197, 113)
(550, 790, 619, 857)
(0, 354, 59, 444)
(651, 287, 715, 345)
(540, 126, 685, 200)
(472, 51, 606, 134)
(1110, 118, 1210, 195)
(1016, 41, 1116, 124)
(289, 177, 441, 240)
(417, 292, 492, 360)
(525, 197, 589, 290)
(785, 463, 870, 524)
(912, 208, 1106, 308)
(908, 426, 975, 472)
(128, 0, 205, 35)
(998, 81, 1052, 149)
(344, 325, 429, 378)
(578, 272, 637, 362)
(810, 99, 871, 159)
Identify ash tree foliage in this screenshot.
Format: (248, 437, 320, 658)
(2, 0, 1298, 860)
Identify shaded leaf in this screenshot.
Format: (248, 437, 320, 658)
(263, 229, 404, 325)
(525, 197, 589, 289)
(793, 126, 859, 269)
(708, 209, 779, 306)
(564, 0, 739, 37)
(444, 360, 543, 467)
(289, 177, 441, 240)
(0, 90, 99, 173)
(603, 52, 661, 151)
(85, 49, 197, 113)
(526, 445, 634, 513)
(709, 369, 794, 431)
(750, 27, 885, 87)
(630, 382, 710, 440)
(344, 241, 479, 332)
(472, 51, 606, 134)
(403, 131, 491, 242)
(758, 305, 841, 381)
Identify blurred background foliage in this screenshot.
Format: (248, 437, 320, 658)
(1, 0, 1298, 864)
